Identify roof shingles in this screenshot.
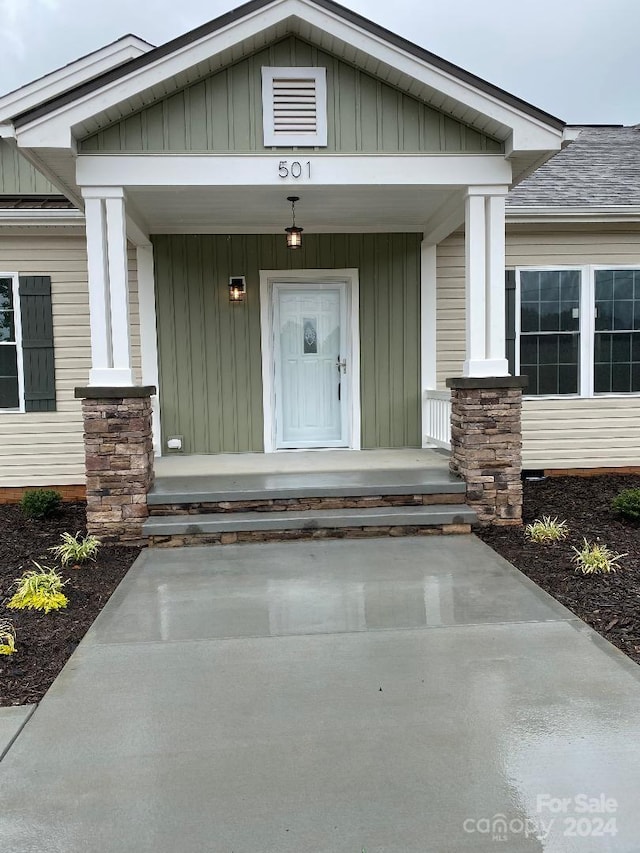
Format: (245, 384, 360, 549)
(0, 196, 76, 210)
(508, 126, 640, 208)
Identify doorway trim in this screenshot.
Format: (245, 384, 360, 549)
(259, 268, 361, 453)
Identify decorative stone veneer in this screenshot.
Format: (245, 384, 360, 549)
(148, 493, 463, 516)
(446, 377, 527, 526)
(149, 523, 472, 548)
(75, 386, 156, 544)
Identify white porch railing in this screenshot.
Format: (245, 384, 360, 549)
(423, 390, 452, 450)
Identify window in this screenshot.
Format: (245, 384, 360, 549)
(520, 270, 581, 395)
(514, 266, 640, 397)
(261, 67, 327, 147)
(594, 269, 640, 393)
(0, 275, 22, 410)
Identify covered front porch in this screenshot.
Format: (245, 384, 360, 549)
(79, 176, 512, 456)
(73, 175, 526, 539)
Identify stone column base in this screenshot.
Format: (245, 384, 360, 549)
(446, 377, 527, 526)
(75, 386, 156, 544)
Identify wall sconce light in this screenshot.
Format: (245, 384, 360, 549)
(285, 195, 303, 249)
(229, 276, 246, 303)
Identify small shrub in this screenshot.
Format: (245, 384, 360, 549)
(20, 488, 62, 519)
(571, 539, 626, 575)
(7, 562, 68, 613)
(50, 531, 101, 567)
(524, 516, 569, 544)
(0, 620, 16, 655)
(612, 488, 640, 522)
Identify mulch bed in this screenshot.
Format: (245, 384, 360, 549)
(0, 502, 139, 706)
(477, 475, 640, 665)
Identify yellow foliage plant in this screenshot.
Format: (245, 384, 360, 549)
(7, 562, 68, 614)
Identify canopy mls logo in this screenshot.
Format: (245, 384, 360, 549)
(463, 793, 619, 842)
(462, 814, 553, 843)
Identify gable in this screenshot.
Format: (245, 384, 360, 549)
(0, 139, 58, 194)
(79, 37, 503, 155)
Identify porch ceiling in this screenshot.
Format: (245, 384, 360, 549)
(127, 184, 456, 233)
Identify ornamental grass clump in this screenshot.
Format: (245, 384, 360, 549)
(7, 563, 68, 613)
(0, 620, 16, 655)
(571, 539, 626, 575)
(50, 532, 101, 567)
(524, 516, 569, 544)
(612, 488, 640, 522)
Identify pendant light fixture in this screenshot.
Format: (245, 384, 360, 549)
(285, 196, 303, 249)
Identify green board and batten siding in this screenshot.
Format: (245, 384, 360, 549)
(80, 36, 502, 154)
(154, 233, 421, 453)
(0, 140, 58, 194)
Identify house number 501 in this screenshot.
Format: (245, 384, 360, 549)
(278, 160, 311, 179)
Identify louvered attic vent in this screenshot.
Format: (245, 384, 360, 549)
(262, 67, 327, 147)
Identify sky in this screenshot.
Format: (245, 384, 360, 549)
(0, 0, 637, 125)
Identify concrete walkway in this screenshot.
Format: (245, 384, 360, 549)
(1, 536, 640, 851)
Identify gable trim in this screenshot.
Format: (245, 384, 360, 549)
(0, 36, 153, 125)
(10, 0, 564, 138)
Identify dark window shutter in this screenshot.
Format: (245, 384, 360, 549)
(505, 269, 516, 376)
(18, 276, 56, 412)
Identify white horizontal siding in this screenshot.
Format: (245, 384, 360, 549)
(0, 234, 141, 486)
(507, 229, 640, 266)
(523, 398, 640, 469)
(435, 232, 465, 388)
(435, 227, 640, 469)
(128, 247, 142, 385)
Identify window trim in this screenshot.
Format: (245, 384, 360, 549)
(261, 66, 328, 147)
(515, 264, 640, 401)
(0, 272, 25, 414)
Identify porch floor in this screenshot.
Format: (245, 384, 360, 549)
(150, 447, 457, 504)
(153, 447, 450, 478)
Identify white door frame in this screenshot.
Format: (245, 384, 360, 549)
(260, 268, 361, 453)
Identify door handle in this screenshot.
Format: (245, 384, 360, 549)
(336, 355, 347, 374)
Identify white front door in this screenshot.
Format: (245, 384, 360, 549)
(273, 282, 349, 448)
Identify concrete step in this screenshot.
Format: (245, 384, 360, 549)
(143, 503, 476, 539)
(148, 467, 465, 506)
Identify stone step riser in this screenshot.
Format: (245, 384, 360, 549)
(143, 503, 476, 546)
(149, 523, 472, 547)
(148, 492, 463, 516)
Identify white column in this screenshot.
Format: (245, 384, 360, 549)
(137, 243, 162, 455)
(485, 194, 508, 373)
(464, 193, 487, 376)
(83, 187, 134, 386)
(420, 241, 437, 448)
(463, 187, 510, 378)
(84, 197, 111, 374)
(105, 194, 131, 375)
(421, 241, 437, 391)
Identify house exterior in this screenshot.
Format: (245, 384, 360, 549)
(0, 0, 638, 539)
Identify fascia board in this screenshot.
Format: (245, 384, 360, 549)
(0, 209, 84, 225)
(506, 206, 640, 223)
(0, 37, 152, 124)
